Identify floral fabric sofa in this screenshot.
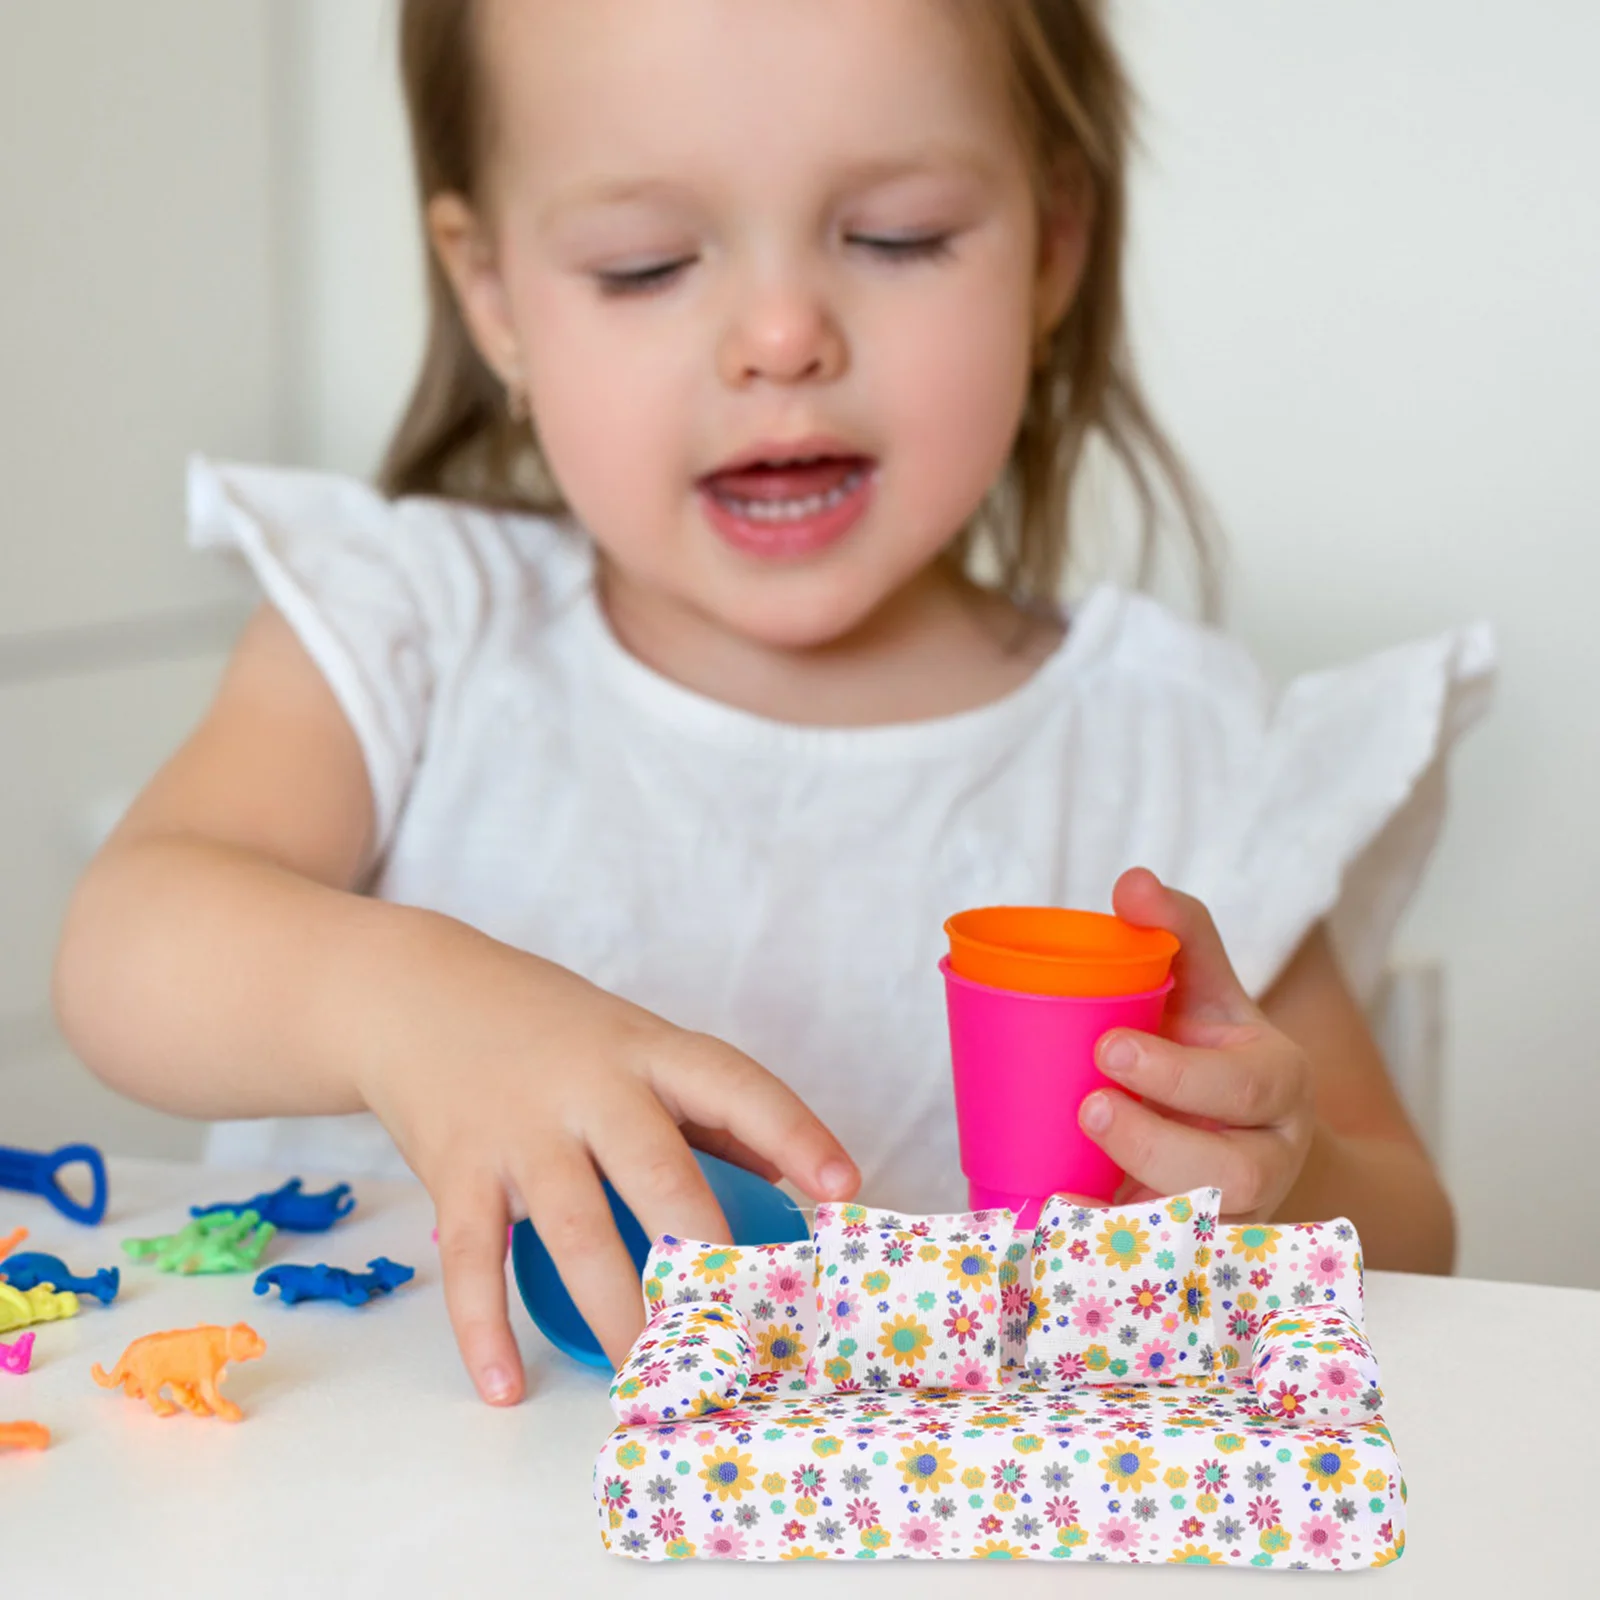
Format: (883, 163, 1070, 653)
(593, 1188, 1405, 1570)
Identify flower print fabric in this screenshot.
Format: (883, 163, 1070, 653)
(640, 1236, 816, 1393)
(1024, 1189, 1221, 1388)
(1207, 1217, 1366, 1377)
(1251, 1306, 1382, 1424)
(609, 1303, 753, 1423)
(809, 1202, 1024, 1392)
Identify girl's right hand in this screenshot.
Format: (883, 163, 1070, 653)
(355, 931, 859, 1405)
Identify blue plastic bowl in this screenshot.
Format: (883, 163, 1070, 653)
(510, 1150, 809, 1368)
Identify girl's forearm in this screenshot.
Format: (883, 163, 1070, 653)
(1278, 1120, 1456, 1276)
(53, 833, 484, 1121)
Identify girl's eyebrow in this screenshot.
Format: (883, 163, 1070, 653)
(538, 145, 998, 229)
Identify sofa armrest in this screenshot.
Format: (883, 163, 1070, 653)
(608, 1302, 753, 1424)
(1250, 1305, 1384, 1423)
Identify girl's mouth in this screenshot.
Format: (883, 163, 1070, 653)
(698, 458, 877, 560)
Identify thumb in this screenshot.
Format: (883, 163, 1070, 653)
(1111, 866, 1256, 1025)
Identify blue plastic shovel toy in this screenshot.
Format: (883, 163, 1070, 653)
(0, 1142, 108, 1226)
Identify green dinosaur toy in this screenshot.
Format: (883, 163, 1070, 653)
(122, 1209, 276, 1274)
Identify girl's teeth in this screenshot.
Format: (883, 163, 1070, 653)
(713, 467, 868, 523)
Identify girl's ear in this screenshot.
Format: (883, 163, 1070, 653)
(427, 192, 523, 387)
(1031, 152, 1096, 350)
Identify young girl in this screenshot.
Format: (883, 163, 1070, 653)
(54, 0, 1491, 1408)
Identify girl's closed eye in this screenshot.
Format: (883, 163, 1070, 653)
(593, 232, 957, 299)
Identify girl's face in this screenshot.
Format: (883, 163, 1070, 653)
(436, 0, 1088, 653)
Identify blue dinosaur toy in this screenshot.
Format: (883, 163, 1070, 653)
(192, 1177, 355, 1233)
(254, 1256, 414, 1308)
(0, 1251, 120, 1304)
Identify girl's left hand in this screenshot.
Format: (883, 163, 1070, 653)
(1080, 867, 1315, 1221)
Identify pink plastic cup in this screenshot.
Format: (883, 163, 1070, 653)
(941, 956, 1174, 1228)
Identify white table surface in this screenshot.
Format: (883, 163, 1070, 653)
(2, 1158, 1591, 1596)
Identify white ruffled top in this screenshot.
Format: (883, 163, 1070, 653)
(187, 456, 1495, 1212)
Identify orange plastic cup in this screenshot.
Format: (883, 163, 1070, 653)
(943, 906, 1179, 999)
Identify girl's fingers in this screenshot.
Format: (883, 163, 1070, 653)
(515, 1144, 653, 1369)
(1079, 1087, 1296, 1217)
(648, 1031, 859, 1203)
(1112, 868, 1256, 1024)
(679, 1121, 784, 1184)
(435, 1176, 524, 1406)
(587, 1098, 735, 1251)
(1095, 1029, 1307, 1128)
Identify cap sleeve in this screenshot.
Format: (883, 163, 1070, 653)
(1190, 622, 1496, 1003)
(186, 454, 445, 858)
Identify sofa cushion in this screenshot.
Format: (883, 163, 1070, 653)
(640, 1236, 816, 1395)
(808, 1202, 1025, 1393)
(1251, 1305, 1383, 1423)
(1022, 1189, 1221, 1388)
(609, 1302, 753, 1424)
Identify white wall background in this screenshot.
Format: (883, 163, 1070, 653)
(3, 2, 1595, 1288)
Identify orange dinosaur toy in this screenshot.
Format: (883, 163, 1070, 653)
(0, 1420, 49, 1451)
(91, 1323, 266, 1422)
(0, 1226, 26, 1264)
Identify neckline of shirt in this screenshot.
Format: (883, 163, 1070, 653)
(554, 534, 1123, 759)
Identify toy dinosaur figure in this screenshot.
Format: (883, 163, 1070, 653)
(0, 1227, 26, 1265)
(91, 1323, 266, 1422)
(0, 1280, 78, 1335)
(0, 1251, 120, 1304)
(254, 1255, 414, 1307)
(0, 1420, 49, 1451)
(0, 1332, 35, 1375)
(192, 1177, 355, 1233)
(122, 1209, 276, 1274)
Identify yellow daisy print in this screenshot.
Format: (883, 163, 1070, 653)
(1170, 1543, 1226, 1565)
(898, 1440, 956, 1491)
(944, 1243, 997, 1289)
(700, 1445, 756, 1501)
(779, 1547, 829, 1560)
(1301, 1443, 1358, 1492)
(878, 1313, 933, 1367)
(689, 1245, 743, 1284)
(1226, 1224, 1281, 1263)
(1101, 1438, 1159, 1491)
(1181, 1271, 1210, 1325)
(917, 1241, 942, 1263)
(973, 1539, 1028, 1559)
(862, 1270, 891, 1295)
(755, 1323, 804, 1372)
(1166, 1195, 1194, 1223)
(1094, 1213, 1151, 1270)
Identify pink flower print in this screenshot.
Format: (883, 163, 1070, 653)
(704, 1528, 748, 1559)
(952, 1359, 990, 1390)
(826, 1288, 861, 1331)
(1068, 1238, 1090, 1261)
(651, 1508, 685, 1542)
(1072, 1295, 1114, 1337)
(1053, 1352, 1086, 1383)
(943, 1301, 981, 1345)
(1001, 1282, 1030, 1317)
(1307, 1248, 1345, 1288)
(656, 1235, 685, 1255)
(1098, 1516, 1139, 1552)
(617, 1404, 660, 1426)
(1318, 1358, 1362, 1401)
(1160, 1312, 1181, 1334)
(1300, 1514, 1344, 1558)
(1126, 1279, 1166, 1320)
(813, 1204, 836, 1229)
(1135, 1339, 1179, 1381)
(1045, 1495, 1081, 1527)
(1180, 1516, 1205, 1538)
(899, 1515, 942, 1552)
(846, 1497, 880, 1530)
(639, 1360, 671, 1389)
(1249, 1267, 1272, 1290)
(979, 1514, 1004, 1536)
(1246, 1496, 1281, 1531)
(1265, 1382, 1307, 1419)
(782, 1519, 807, 1542)
(765, 1264, 810, 1303)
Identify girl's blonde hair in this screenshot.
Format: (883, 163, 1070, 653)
(380, 0, 1218, 615)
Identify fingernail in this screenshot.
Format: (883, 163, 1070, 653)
(1080, 1093, 1112, 1134)
(1099, 1035, 1137, 1075)
(482, 1365, 516, 1404)
(819, 1160, 857, 1198)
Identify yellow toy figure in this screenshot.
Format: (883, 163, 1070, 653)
(0, 1280, 78, 1334)
(91, 1323, 266, 1422)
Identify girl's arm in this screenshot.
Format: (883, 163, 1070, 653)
(54, 604, 858, 1399)
(1258, 925, 1455, 1273)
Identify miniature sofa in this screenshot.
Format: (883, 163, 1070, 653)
(593, 1189, 1405, 1570)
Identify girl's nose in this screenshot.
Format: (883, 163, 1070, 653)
(717, 286, 847, 388)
